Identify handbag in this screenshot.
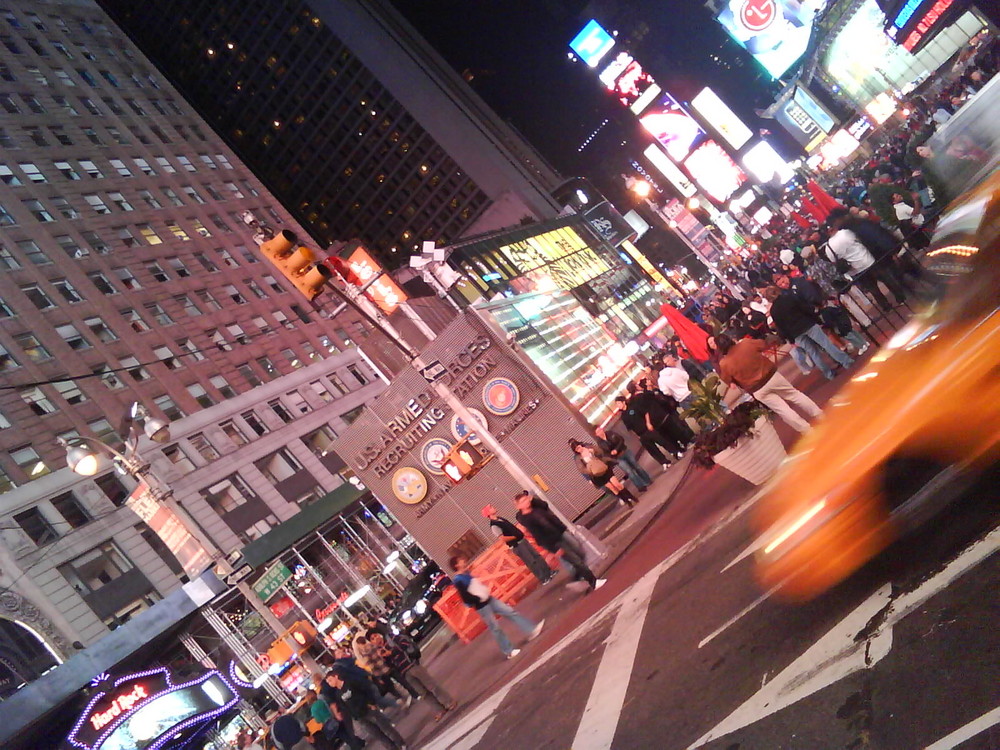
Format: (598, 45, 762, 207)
(585, 456, 609, 476)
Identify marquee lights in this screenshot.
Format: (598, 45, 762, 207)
(902, 0, 955, 51)
(89, 684, 149, 731)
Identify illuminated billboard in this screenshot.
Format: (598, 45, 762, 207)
(775, 87, 835, 151)
(741, 141, 794, 185)
(639, 92, 706, 162)
(717, 0, 819, 79)
(601, 56, 660, 113)
(683, 141, 747, 202)
(642, 144, 697, 198)
(690, 88, 754, 149)
(569, 20, 616, 68)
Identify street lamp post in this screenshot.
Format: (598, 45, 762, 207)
(57, 402, 322, 683)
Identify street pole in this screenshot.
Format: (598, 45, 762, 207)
(321, 283, 607, 559)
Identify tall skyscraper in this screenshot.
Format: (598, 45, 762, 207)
(98, 0, 565, 266)
(0, 0, 413, 697)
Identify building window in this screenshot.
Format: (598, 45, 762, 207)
(0, 165, 21, 185)
(20, 284, 55, 311)
(95, 473, 129, 507)
(219, 249, 239, 268)
(59, 542, 134, 599)
(84, 316, 117, 343)
(268, 399, 294, 424)
(113, 267, 141, 290)
(226, 323, 248, 344)
(133, 158, 155, 176)
(166, 220, 190, 241)
(22, 198, 54, 222)
(302, 425, 338, 456)
(153, 345, 180, 369)
(51, 196, 80, 219)
(138, 223, 162, 244)
(56, 323, 90, 350)
(87, 272, 116, 296)
(286, 390, 312, 415)
(14, 333, 52, 362)
(167, 256, 190, 277)
(193, 289, 219, 311)
(201, 474, 255, 514)
(237, 363, 262, 387)
(347, 365, 370, 386)
(181, 185, 205, 204)
(120, 308, 149, 333)
(108, 191, 133, 211)
(146, 262, 170, 282)
(210, 375, 237, 399)
(177, 338, 205, 361)
(255, 448, 303, 484)
(18, 240, 49, 265)
(52, 492, 92, 529)
(256, 356, 278, 380)
(176, 156, 196, 172)
(54, 379, 87, 405)
(83, 193, 110, 214)
(252, 316, 272, 335)
(115, 226, 138, 247)
(10, 445, 51, 480)
(310, 381, 333, 403)
(14, 507, 59, 545)
(223, 284, 245, 304)
(137, 524, 186, 581)
(120, 356, 150, 381)
(138, 189, 162, 209)
(191, 218, 211, 238)
(194, 252, 217, 272)
(155, 157, 176, 174)
(186, 383, 214, 408)
(219, 421, 247, 446)
(241, 410, 268, 436)
(153, 394, 184, 420)
(188, 433, 219, 460)
(20, 387, 56, 415)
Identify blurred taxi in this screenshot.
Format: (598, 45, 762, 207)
(752, 146, 1000, 601)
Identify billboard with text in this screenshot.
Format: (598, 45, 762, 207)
(717, 0, 820, 79)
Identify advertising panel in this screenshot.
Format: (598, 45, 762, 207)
(601, 56, 660, 112)
(716, 0, 821, 79)
(793, 87, 836, 133)
(642, 144, 698, 198)
(741, 140, 795, 184)
(775, 87, 833, 151)
(499, 226, 612, 290)
(569, 20, 616, 68)
(683, 141, 747, 202)
(690, 88, 754, 149)
(336, 312, 602, 563)
(126, 483, 212, 579)
(583, 200, 637, 247)
(639, 92, 707, 162)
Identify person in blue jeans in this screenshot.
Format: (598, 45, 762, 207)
(593, 424, 651, 492)
(449, 553, 544, 660)
(770, 274, 854, 380)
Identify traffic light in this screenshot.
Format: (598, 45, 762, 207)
(441, 439, 489, 484)
(258, 230, 333, 300)
(265, 620, 318, 666)
(288, 620, 318, 650)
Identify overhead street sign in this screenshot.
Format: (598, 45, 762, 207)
(252, 562, 292, 602)
(420, 360, 447, 383)
(225, 563, 254, 586)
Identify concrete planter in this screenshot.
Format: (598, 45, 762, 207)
(713, 416, 786, 486)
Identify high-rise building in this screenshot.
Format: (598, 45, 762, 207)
(98, 0, 564, 267)
(0, 0, 417, 706)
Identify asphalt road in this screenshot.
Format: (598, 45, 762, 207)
(419, 469, 1000, 750)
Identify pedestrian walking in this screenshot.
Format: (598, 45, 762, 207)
(514, 491, 605, 592)
(569, 438, 637, 507)
(321, 667, 408, 750)
(482, 504, 554, 583)
(270, 710, 313, 750)
(715, 334, 822, 434)
(593, 424, 652, 492)
(448, 553, 543, 660)
(770, 274, 854, 380)
(352, 633, 414, 705)
(384, 630, 457, 720)
(616, 392, 680, 468)
(826, 208, 907, 311)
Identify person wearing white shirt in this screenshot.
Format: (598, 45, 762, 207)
(826, 208, 904, 312)
(657, 357, 692, 406)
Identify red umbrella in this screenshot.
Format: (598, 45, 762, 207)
(790, 211, 811, 229)
(807, 179, 843, 214)
(800, 197, 827, 223)
(659, 303, 710, 362)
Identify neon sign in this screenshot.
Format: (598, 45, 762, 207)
(902, 0, 954, 51)
(68, 667, 239, 750)
(89, 684, 149, 731)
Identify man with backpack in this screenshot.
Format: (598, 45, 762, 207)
(448, 552, 543, 660)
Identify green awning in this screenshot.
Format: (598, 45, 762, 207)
(241, 484, 366, 569)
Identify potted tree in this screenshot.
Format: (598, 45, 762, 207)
(683, 374, 787, 486)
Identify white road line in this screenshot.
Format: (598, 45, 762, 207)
(924, 706, 1000, 750)
(721, 537, 766, 573)
(572, 573, 659, 750)
(697, 583, 782, 649)
(419, 494, 764, 750)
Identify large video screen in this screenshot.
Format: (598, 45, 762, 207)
(716, 0, 819, 79)
(605, 58, 660, 113)
(683, 141, 747, 202)
(569, 20, 616, 68)
(690, 88, 754, 150)
(639, 93, 706, 162)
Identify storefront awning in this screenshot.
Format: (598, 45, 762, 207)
(241, 484, 366, 569)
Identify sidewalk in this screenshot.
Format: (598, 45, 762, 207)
(387, 346, 866, 748)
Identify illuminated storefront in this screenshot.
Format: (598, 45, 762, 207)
(480, 291, 645, 424)
(448, 215, 660, 340)
(820, 0, 986, 110)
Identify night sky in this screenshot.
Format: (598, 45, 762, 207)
(390, 0, 784, 198)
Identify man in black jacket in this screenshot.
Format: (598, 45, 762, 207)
(514, 492, 605, 592)
(482, 504, 553, 583)
(593, 424, 651, 492)
(322, 667, 407, 749)
(770, 274, 854, 380)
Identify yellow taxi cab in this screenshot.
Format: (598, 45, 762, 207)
(752, 156, 1000, 601)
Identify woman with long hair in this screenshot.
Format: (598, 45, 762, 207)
(568, 438, 636, 507)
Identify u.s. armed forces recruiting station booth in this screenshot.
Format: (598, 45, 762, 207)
(338, 312, 604, 634)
